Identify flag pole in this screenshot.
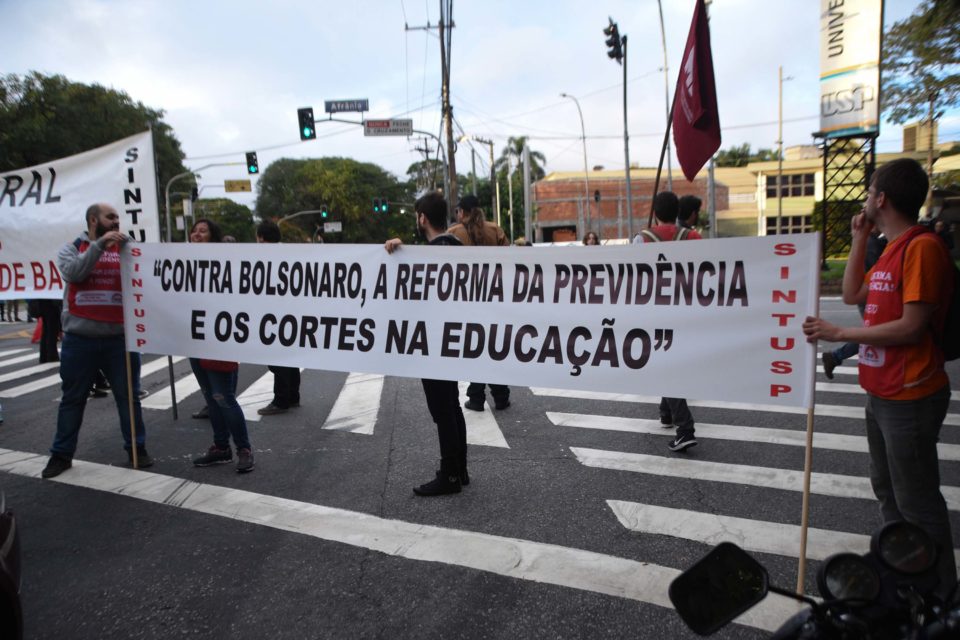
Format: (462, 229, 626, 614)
(649, 93, 678, 229)
(125, 350, 139, 469)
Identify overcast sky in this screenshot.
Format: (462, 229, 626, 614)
(3, 0, 956, 209)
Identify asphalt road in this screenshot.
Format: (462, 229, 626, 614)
(0, 298, 957, 639)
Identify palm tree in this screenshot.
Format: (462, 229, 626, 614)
(495, 136, 547, 182)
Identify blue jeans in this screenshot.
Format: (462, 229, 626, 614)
(831, 341, 859, 364)
(865, 385, 955, 597)
(51, 333, 145, 457)
(190, 359, 250, 451)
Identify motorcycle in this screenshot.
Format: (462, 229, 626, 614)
(668, 520, 960, 638)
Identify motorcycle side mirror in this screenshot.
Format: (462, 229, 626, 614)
(669, 542, 769, 635)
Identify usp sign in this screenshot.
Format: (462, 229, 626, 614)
(363, 119, 414, 137)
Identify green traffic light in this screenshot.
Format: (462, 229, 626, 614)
(303, 127, 313, 138)
(321, 210, 328, 218)
(249, 165, 258, 174)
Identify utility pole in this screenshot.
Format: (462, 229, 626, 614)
(657, 0, 673, 191)
(470, 148, 477, 195)
(438, 0, 458, 220)
(776, 66, 793, 235)
(603, 17, 632, 237)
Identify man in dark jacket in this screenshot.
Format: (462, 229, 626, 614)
(384, 191, 468, 496)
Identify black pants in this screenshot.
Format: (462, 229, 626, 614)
(659, 397, 695, 438)
(421, 378, 467, 474)
(467, 382, 509, 405)
(38, 301, 62, 363)
(268, 366, 300, 409)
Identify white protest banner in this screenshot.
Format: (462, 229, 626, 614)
(121, 234, 820, 408)
(0, 131, 160, 300)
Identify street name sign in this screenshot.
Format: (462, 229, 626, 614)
(325, 99, 369, 114)
(224, 179, 252, 193)
(323, 221, 343, 233)
(363, 119, 414, 137)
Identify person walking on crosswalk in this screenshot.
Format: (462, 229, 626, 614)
(636, 192, 701, 452)
(255, 220, 301, 416)
(803, 158, 955, 599)
(42, 203, 151, 479)
(448, 194, 512, 413)
(187, 219, 254, 473)
(384, 191, 469, 496)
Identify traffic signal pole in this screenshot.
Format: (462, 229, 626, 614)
(622, 36, 633, 238)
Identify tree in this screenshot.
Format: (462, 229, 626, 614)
(254, 157, 407, 244)
(495, 136, 546, 181)
(714, 143, 779, 167)
(0, 72, 189, 207)
(493, 136, 547, 241)
(883, 0, 960, 175)
(192, 199, 256, 242)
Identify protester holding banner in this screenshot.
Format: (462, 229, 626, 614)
(187, 219, 254, 474)
(802, 158, 955, 598)
(255, 220, 302, 416)
(42, 203, 151, 479)
(448, 194, 512, 412)
(637, 192, 700, 452)
(384, 191, 469, 496)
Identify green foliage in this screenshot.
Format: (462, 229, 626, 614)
(192, 199, 256, 242)
(254, 157, 409, 244)
(812, 200, 861, 258)
(714, 143, 779, 167)
(882, 0, 960, 124)
(0, 72, 189, 205)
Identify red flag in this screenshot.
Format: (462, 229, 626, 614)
(672, 0, 721, 181)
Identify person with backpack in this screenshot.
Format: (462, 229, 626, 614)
(635, 191, 700, 452)
(802, 158, 956, 599)
(384, 191, 469, 496)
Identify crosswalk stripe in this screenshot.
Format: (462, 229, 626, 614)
(548, 412, 960, 461)
(816, 364, 857, 376)
(141, 370, 201, 410)
(0, 447, 805, 633)
(322, 372, 384, 434)
(0, 355, 184, 399)
(816, 380, 960, 401)
(606, 500, 960, 568)
(236, 371, 276, 422)
(459, 382, 510, 448)
(0, 348, 32, 363)
(0, 361, 59, 385)
(0, 352, 50, 370)
(532, 388, 960, 426)
(569, 446, 960, 512)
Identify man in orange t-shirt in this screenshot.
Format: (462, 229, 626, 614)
(803, 158, 955, 597)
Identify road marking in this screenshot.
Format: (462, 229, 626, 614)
(0, 347, 32, 361)
(322, 372, 383, 434)
(0, 355, 185, 399)
(459, 382, 509, 448)
(548, 412, 960, 461)
(816, 364, 857, 377)
(0, 447, 804, 633)
(532, 388, 960, 426)
(817, 380, 959, 402)
(569, 447, 960, 512)
(0, 361, 59, 385)
(0, 352, 45, 369)
(236, 371, 276, 422)
(607, 500, 960, 567)
(141, 371, 201, 410)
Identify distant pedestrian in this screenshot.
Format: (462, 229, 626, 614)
(37, 299, 62, 363)
(256, 220, 301, 415)
(384, 191, 468, 496)
(188, 219, 254, 473)
(42, 203, 151, 479)
(583, 231, 600, 246)
(448, 194, 512, 412)
(638, 192, 700, 452)
(678, 195, 702, 230)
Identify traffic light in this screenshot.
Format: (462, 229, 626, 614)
(298, 107, 316, 141)
(603, 18, 623, 64)
(245, 151, 259, 175)
(372, 198, 382, 213)
(372, 198, 389, 213)
(321, 204, 329, 219)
